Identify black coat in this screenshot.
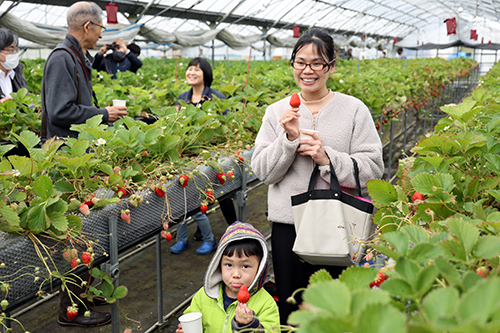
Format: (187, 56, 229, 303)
(0, 64, 27, 98)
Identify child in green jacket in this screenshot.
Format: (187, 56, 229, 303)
(176, 222, 280, 332)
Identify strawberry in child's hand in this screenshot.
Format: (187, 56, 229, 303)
(200, 201, 208, 214)
(121, 209, 131, 223)
(81, 252, 92, 265)
(206, 190, 215, 203)
(290, 93, 301, 108)
(217, 172, 226, 185)
(179, 174, 189, 187)
(70, 258, 78, 270)
(237, 285, 250, 303)
(227, 171, 235, 181)
(66, 305, 78, 321)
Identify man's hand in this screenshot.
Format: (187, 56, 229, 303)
(98, 44, 108, 56)
(0, 96, 13, 103)
(115, 40, 128, 54)
(105, 105, 127, 122)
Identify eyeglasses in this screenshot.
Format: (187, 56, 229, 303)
(292, 59, 335, 71)
(2, 47, 18, 54)
(82, 21, 106, 33)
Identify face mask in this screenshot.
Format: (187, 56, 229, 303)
(0, 53, 19, 70)
(112, 51, 125, 60)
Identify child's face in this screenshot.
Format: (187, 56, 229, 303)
(221, 253, 260, 299)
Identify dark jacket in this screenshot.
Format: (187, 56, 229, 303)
(41, 34, 108, 139)
(92, 52, 142, 77)
(176, 86, 226, 110)
(0, 64, 27, 98)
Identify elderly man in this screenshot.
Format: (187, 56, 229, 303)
(43, 2, 120, 327)
(41, 1, 127, 140)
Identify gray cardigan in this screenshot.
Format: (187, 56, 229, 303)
(251, 92, 384, 225)
(41, 34, 108, 139)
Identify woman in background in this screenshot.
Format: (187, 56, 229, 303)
(0, 28, 27, 103)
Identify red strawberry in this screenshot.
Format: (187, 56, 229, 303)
(70, 258, 78, 270)
(84, 196, 94, 208)
(477, 267, 489, 278)
(237, 285, 250, 303)
(81, 252, 92, 265)
(206, 190, 215, 203)
(370, 271, 389, 288)
(290, 93, 301, 108)
(179, 174, 189, 187)
(161, 231, 173, 242)
(155, 186, 165, 197)
(235, 152, 244, 162)
(200, 201, 208, 214)
(66, 305, 78, 321)
(115, 188, 127, 198)
(62, 249, 72, 263)
(227, 171, 235, 180)
(121, 209, 131, 223)
(217, 172, 226, 185)
(141, 150, 148, 156)
(412, 191, 425, 202)
(79, 203, 90, 215)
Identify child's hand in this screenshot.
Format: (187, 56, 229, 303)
(175, 323, 184, 333)
(235, 302, 253, 325)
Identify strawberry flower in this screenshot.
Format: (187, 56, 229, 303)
(96, 138, 106, 146)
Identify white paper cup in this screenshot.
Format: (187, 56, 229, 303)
(112, 99, 126, 107)
(179, 312, 202, 333)
(299, 130, 319, 147)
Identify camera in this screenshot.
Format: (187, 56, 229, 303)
(106, 43, 119, 51)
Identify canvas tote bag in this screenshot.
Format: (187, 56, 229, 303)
(291, 158, 374, 266)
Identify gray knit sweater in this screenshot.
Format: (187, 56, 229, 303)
(251, 92, 384, 225)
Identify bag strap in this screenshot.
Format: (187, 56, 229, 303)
(307, 158, 364, 197)
(41, 46, 82, 140)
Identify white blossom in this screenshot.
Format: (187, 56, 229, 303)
(96, 138, 106, 146)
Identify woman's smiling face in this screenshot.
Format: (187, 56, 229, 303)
(293, 43, 335, 98)
(185, 64, 204, 87)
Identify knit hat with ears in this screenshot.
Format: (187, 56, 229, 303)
(203, 222, 269, 299)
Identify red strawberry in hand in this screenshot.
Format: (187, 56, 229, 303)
(217, 172, 226, 185)
(237, 285, 250, 303)
(227, 171, 235, 181)
(179, 174, 189, 187)
(200, 201, 208, 214)
(290, 93, 301, 108)
(81, 252, 92, 265)
(66, 305, 78, 321)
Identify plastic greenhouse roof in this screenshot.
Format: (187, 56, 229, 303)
(1, 0, 500, 46)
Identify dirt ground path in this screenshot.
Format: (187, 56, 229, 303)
(9, 182, 271, 333)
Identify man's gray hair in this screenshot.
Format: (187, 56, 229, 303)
(0, 28, 18, 51)
(67, 1, 102, 30)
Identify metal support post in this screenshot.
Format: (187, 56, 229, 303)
(386, 120, 394, 180)
(156, 233, 164, 325)
(236, 165, 248, 223)
(102, 217, 120, 333)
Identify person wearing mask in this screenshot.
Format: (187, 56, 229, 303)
(41, 2, 127, 141)
(93, 39, 143, 77)
(251, 28, 384, 325)
(0, 28, 27, 103)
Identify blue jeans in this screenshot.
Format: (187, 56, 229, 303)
(177, 212, 214, 243)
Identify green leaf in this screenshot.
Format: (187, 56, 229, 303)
(303, 280, 351, 317)
(14, 130, 41, 149)
(26, 203, 47, 232)
(447, 218, 479, 258)
(473, 235, 500, 259)
(439, 239, 468, 261)
(99, 163, 114, 176)
(357, 303, 407, 333)
(0, 201, 20, 227)
(458, 278, 500, 325)
(382, 231, 409, 256)
(71, 139, 90, 157)
(48, 212, 68, 231)
(434, 257, 462, 288)
(380, 277, 414, 298)
(91, 268, 105, 279)
(441, 101, 477, 123)
(112, 285, 128, 299)
(309, 269, 333, 284)
(366, 179, 398, 207)
(350, 289, 391, 317)
(54, 154, 94, 171)
(401, 225, 430, 244)
(422, 287, 459, 324)
(33, 175, 53, 200)
(100, 280, 114, 298)
(338, 266, 378, 291)
(408, 243, 444, 264)
(55, 181, 75, 193)
(395, 257, 420, 286)
(415, 265, 439, 298)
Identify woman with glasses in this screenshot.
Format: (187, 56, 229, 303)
(251, 28, 384, 325)
(0, 28, 27, 103)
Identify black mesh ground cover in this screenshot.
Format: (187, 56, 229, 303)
(0, 150, 256, 311)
